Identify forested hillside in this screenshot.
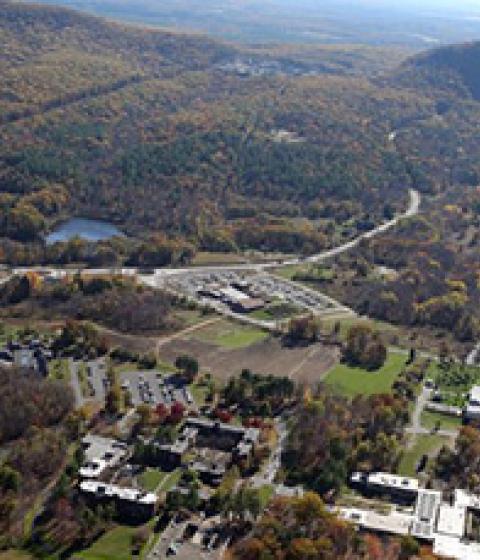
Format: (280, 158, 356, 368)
(0, 0, 419, 264)
(1, 2, 480, 266)
(394, 42, 480, 100)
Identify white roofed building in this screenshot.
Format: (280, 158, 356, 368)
(80, 480, 157, 521)
(465, 385, 480, 421)
(80, 434, 128, 479)
(344, 472, 480, 559)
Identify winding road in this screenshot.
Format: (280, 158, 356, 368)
(9, 189, 421, 279)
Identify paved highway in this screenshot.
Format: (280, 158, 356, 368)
(9, 189, 420, 279)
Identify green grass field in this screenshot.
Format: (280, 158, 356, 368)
(138, 467, 182, 494)
(0, 551, 34, 560)
(398, 435, 449, 477)
(174, 308, 216, 326)
(191, 251, 249, 266)
(324, 352, 407, 396)
(322, 316, 400, 342)
(272, 264, 307, 280)
(257, 485, 275, 509)
(215, 328, 268, 349)
(250, 302, 301, 321)
(74, 526, 139, 560)
(138, 468, 165, 492)
(189, 382, 209, 406)
(48, 358, 71, 382)
(194, 320, 269, 349)
(424, 361, 480, 407)
(420, 410, 463, 431)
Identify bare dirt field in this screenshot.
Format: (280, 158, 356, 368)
(158, 332, 339, 386)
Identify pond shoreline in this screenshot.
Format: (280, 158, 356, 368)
(45, 217, 125, 245)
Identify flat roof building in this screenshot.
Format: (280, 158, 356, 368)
(80, 435, 128, 479)
(80, 480, 157, 521)
(465, 386, 480, 421)
(411, 489, 442, 541)
(339, 507, 412, 536)
(153, 418, 260, 485)
(345, 472, 480, 560)
(351, 471, 419, 505)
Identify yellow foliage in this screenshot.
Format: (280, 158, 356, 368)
(443, 204, 461, 214)
(447, 279, 467, 292)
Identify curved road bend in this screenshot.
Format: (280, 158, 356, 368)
(9, 189, 420, 279)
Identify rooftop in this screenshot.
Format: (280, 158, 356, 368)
(339, 507, 412, 536)
(80, 480, 157, 505)
(433, 535, 480, 560)
(79, 459, 108, 479)
(436, 504, 466, 538)
(367, 472, 419, 493)
(81, 434, 128, 478)
(346, 472, 480, 560)
(469, 385, 480, 405)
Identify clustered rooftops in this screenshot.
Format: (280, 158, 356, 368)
(343, 471, 480, 560)
(154, 417, 260, 485)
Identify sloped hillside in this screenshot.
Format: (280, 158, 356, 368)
(390, 41, 480, 102)
(0, 1, 423, 265)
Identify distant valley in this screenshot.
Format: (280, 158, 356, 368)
(26, 0, 480, 47)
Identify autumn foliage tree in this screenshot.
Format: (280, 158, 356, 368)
(344, 324, 387, 370)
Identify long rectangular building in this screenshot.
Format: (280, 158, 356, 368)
(80, 480, 157, 521)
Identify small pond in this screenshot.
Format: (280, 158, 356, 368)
(46, 218, 124, 245)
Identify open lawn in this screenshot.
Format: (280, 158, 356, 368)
(138, 468, 166, 492)
(173, 308, 216, 327)
(189, 382, 209, 406)
(156, 468, 182, 493)
(0, 552, 34, 560)
(191, 251, 249, 266)
(193, 319, 269, 349)
(322, 316, 400, 342)
(138, 467, 182, 493)
(250, 302, 301, 321)
(272, 264, 308, 281)
(159, 332, 338, 385)
(48, 358, 70, 382)
(73, 526, 139, 560)
(324, 352, 407, 396)
(421, 410, 463, 431)
(258, 485, 275, 509)
(425, 362, 480, 407)
(398, 435, 450, 477)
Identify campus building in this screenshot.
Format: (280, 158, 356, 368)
(79, 434, 128, 479)
(154, 418, 260, 486)
(341, 471, 480, 559)
(80, 480, 157, 521)
(465, 385, 480, 422)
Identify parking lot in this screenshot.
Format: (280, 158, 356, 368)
(148, 517, 227, 560)
(118, 370, 194, 408)
(79, 360, 195, 409)
(166, 270, 346, 317)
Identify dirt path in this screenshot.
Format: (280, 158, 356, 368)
(155, 317, 222, 357)
(287, 345, 321, 380)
